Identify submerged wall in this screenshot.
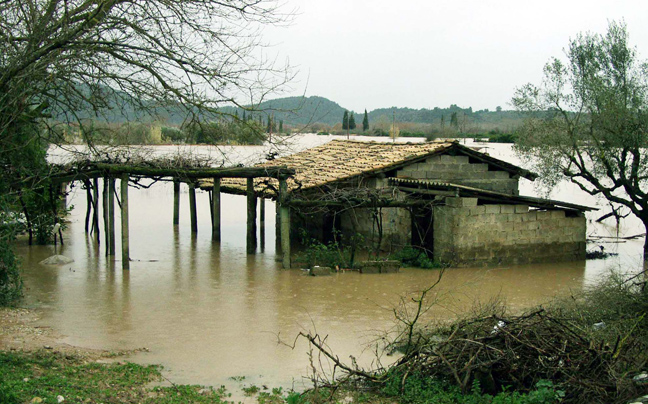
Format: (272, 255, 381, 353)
(339, 207, 411, 252)
(397, 154, 520, 195)
(434, 197, 586, 266)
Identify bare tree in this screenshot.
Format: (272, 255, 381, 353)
(0, 0, 293, 140)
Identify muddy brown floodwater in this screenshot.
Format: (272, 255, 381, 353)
(14, 136, 646, 397)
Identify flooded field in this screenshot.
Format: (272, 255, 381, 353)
(14, 135, 646, 394)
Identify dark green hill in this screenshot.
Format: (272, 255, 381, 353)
(222, 96, 347, 127)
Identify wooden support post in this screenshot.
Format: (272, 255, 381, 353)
(246, 178, 257, 254)
(189, 182, 198, 233)
(84, 180, 92, 233)
(259, 197, 265, 251)
(103, 178, 110, 256)
(120, 174, 130, 270)
(212, 178, 221, 241)
(279, 177, 291, 269)
(275, 199, 281, 254)
(92, 178, 100, 240)
(173, 180, 180, 225)
(109, 178, 116, 256)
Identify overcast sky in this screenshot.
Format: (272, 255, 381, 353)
(262, 0, 648, 112)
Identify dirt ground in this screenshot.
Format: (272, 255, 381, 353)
(0, 307, 138, 360)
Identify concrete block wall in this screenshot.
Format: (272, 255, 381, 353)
(340, 207, 411, 251)
(397, 154, 519, 195)
(434, 197, 586, 266)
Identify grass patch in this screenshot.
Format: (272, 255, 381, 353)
(0, 350, 230, 404)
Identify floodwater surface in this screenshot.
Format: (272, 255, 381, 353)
(15, 136, 647, 394)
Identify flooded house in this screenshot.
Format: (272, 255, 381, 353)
(215, 139, 593, 267)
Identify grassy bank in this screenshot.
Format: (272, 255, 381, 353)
(0, 350, 230, 404)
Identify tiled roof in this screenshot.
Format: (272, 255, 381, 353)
(202, 139, 455, 196)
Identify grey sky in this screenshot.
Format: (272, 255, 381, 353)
(263, 0, 648, 112)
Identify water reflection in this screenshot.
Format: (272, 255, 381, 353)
(14, 138, 646, 393)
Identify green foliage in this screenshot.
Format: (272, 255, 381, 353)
(295, 231, 363, 269)
(362, 109, 369, 131)
(349, 112, 356, 130)
(296, 238, 349, 269)
(450, 111, 459, 128)
(183, 120, 266, 145)
(487, 132, 518, 143)
(380, 372, 564, 404)
(0, 233, 22, 306)
(0, 351, 230, 404)
(513, 22, 648, 251)
(342, 110, 349, 130)
(161, 126, 185, 143)
(389, 247, 445, 269)
(243, 384, 261, 396)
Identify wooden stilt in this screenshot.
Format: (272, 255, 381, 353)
(173, 180, 180, 225)
(259, 197, 265, 251)
(85, 180, 92, 233)
(92, 178, 100, 240)
(275, 198, 281, 254)
(189, 182, 198, 233)
(120, 174, 130, 270)
(103, 178, 110, 256)
(246, 178, 257, 254)
(279, 177, 291, 269)
(212, 178, 221, 241)
(109, 178, 116, 256)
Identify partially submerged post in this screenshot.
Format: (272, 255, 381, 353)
(259, 197, 265, 251)
(246, 178, 257, 254)
(103, 178, 110, 256)
(212, 177, 221, 241)
(120, 174, 130, 270)
(275, 200, 281, 254)
(92, 178, 100, 240)
(108, 177, 116, 256)
(279, 177, 290, 269)
(173, 180, 180, 226)
(189, 182, 198, 233)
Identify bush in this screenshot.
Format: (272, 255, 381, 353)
(295, 238, 351, 269)
(380, 372, 563, 404)
(0, 233, 22, 305)
(389, 246, 445, 269)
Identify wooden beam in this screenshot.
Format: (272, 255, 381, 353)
(212, 178, 221, 241)
(120, 174, 130, 270)
(173, 180, 180, 225)
(189, 183, 198, 233)
(93, 164, 294, 179)
(284, 199, 436, 208)
(246, 178, 257, 254)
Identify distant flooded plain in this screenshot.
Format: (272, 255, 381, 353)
(16, 135, 646, 394)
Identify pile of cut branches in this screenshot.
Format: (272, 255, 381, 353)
(388, 307, 647, 403)
(297, 270, 648, 403)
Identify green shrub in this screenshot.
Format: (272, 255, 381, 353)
(381, 371, 563, 404)
(389, 246, 445, 269)
(0, 234, 22, 305)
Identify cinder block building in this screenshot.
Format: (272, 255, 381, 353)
(213, 139, 593, 267)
